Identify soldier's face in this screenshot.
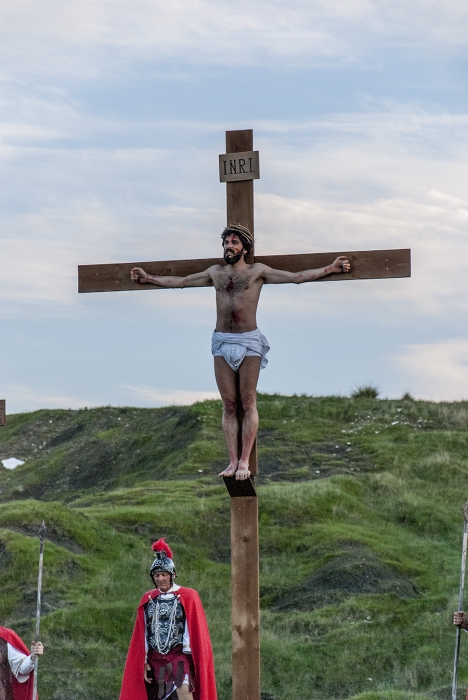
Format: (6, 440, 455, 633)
(153, 571, 171, 592)
(223, 234, 245, 265)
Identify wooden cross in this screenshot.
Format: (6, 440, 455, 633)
(78, 129, 411, 700)
(0, 400, 5, 427)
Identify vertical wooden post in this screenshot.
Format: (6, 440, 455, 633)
(231, 497, 260, 700)
(0, 400, 5, 427)
(226, 129, 260, 700)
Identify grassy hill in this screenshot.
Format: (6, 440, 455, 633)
(1, 393, 468, 700)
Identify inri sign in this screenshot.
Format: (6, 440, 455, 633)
(219, 150, 260, 183)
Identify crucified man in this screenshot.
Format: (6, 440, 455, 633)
(131, 224, 350, 481)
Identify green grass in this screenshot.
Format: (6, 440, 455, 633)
(1, 394, 468, 698)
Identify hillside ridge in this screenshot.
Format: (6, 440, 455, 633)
(1, 394, 468, 699)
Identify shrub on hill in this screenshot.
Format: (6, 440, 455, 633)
(351, 385, 380, 399)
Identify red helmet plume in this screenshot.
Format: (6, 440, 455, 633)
(151, 538, 173, 559)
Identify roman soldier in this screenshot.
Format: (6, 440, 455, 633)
(120, 539, 217, 700)
(0, 626, 43, 700)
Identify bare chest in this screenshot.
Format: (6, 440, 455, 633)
(214, 271, 256, 297)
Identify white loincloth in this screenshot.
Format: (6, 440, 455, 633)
(211, 328, 270, 372)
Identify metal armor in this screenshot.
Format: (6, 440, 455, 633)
(146, 594, 185, 655)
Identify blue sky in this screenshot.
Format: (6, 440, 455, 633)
(1, 0, 468, 412)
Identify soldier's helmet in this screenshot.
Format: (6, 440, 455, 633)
(149, 538, 177, 580)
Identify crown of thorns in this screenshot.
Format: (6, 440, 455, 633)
(221, 224, 254, 250)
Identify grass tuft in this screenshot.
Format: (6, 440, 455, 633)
(351, 385, 381, 399)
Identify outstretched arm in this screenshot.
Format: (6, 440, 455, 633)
(131, 267, 213, 288)
(262, 256, 350, 284)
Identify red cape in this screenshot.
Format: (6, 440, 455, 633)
(0, 627, 36, 700)
(119, 587, 217, 700)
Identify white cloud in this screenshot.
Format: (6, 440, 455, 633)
(255, 188, 468, 317)
(121, 385, 220, 406)
(0, 0, 466, 81)
(0, 382, 219, 413)
(0, 237, 84, 314)
(1, 109, 468, 323)
(396, 339, 468, 401)
(0, 0, 465, 412)
(0, 384, 103, 412)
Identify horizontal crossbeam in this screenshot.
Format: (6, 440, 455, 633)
(78, 248, 410, 293)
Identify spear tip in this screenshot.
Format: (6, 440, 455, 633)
(464, 501, 468, 522)
(38, 521, 46, 539)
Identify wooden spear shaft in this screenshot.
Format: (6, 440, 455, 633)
(452, 502, 468, 700)
(32, 521, 46, 700)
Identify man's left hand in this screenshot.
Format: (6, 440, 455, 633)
(31, 642, 44, 658)
(330, 256, 350, 274)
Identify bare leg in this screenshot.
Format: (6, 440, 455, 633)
(236, 356, 261, 480)
(214, 355, 261, 480)
(214, 357, 240, 477)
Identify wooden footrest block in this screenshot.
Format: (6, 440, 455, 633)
(223, 475, 257, 497)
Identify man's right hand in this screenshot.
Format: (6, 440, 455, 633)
(131, 267, 148, 284)
(454, 611, 468, 629)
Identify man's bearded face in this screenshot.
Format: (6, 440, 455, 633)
(223, 234, 245, 265)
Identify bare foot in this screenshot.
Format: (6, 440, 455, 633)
(235, 463, 250, 481)
(219, 463, 238, 478)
